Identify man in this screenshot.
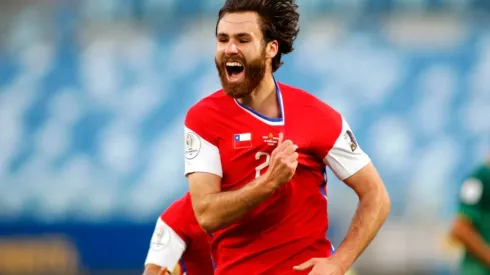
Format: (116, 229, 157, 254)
(184, 0, 391, 274)
(143, 193, 214, 275)
(450, 160, 490, 274)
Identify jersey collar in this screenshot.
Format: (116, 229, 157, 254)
(233, 77, 285, 126)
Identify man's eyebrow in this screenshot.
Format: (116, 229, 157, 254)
(216, 32, 252, 38)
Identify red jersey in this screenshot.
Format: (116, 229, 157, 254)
(184, 81, 370, 275)
(144, 193, 214, 275)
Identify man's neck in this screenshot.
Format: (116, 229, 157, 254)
(238, 74, 280, 119)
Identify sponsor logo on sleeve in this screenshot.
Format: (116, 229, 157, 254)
(184, 132, 201, 159)
(343, 130, 358, 152)
(150, 223, 171, 251)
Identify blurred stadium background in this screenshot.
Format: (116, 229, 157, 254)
(1, 0, 490, 274)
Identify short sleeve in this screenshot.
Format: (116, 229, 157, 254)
(184, 105, 223, 177)
(324, 116, 371, 180)
(458, 177, 484, 222)
(144, 217, 186, 269)
(310, 101, 370, 180)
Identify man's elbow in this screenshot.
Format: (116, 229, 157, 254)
(196, 214, 220, 234)
(193, 204, 220, 234)
(450, 224, 461, 241)
(378, 188, 391, 220)
(362, 182, 390, 221)
(450, 217, 468, 241)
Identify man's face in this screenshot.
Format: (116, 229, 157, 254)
(215, 12, 268, 99)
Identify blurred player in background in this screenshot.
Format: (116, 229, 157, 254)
(143, 193, 214, 275)
(184, 0, 390, 274)
(450, 158, 490, 274)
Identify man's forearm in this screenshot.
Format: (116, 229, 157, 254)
(458, 232, 490, 267)
(143, 265, 170, 275)
(452, 216, 490, 267)
(195, 176, 276, 233)
(330, 189, 390, 270)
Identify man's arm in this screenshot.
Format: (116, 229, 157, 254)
(294, 109, 389, 273)
(185, 109, 276, 234)
(143, 264, 170, 275)
(144, 218, 185, 274)
(188, 135, 299, 233)
(328, 163, 390, 271)
(293, 163, 390, 273)
(450, 214, 490, 267)
(188, 172, 275, 233)
(317, 115, 390, 270)
(450, 175, 490, 267)
(143, 263, 182, 275)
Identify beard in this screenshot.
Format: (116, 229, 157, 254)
(215, 48, 267, 99)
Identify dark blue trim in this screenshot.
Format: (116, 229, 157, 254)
(322, 167, 334, 256)
(234, 78, 283, 122)
(320, 167, 327, 197)
(179, 258, 187, 274)
(208, 233, 216, 270)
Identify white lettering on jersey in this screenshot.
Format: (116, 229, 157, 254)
(184, 126, 223, 177)
(324, 117, 371, 180)
(460, 178, 483, 205)
(145, 218, 186, 269)
(255, 152, 271, 179)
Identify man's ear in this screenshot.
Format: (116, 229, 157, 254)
(265, 40, 279, 59)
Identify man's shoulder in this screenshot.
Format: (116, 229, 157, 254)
(185, 89, 230, 124)
(161, 194, 208, 247)
(279, 82, 316, 100)
(190, 89, 228, 111)
(160, 193, 196, 231)
(471, 164, 490, 184)
(185, 90, 233, 141)
(279, 82, 339, 113)
(279, 82, 341, 123)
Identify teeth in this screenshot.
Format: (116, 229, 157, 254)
(226, 62, 243, 67)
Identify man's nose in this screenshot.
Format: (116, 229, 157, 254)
(224, 42, 239, 55)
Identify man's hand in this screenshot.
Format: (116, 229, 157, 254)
(264, 133, 298, 190)
(142, 264, 172, 275)
(293, 258, 346, 275)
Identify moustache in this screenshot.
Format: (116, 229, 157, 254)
(220, 55, 246, 65)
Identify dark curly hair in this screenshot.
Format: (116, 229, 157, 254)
(216, 0, 300, 72)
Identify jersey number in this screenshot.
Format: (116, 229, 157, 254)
(255, 152, 271, 179)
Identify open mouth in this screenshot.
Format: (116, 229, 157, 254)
(225, 62, 245, 82)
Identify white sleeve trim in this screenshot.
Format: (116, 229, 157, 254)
(144, 218, 187, 269)
(184, 126, 223, 177)
(324, 117, 371, 180)
(460, 178, 483, 205)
